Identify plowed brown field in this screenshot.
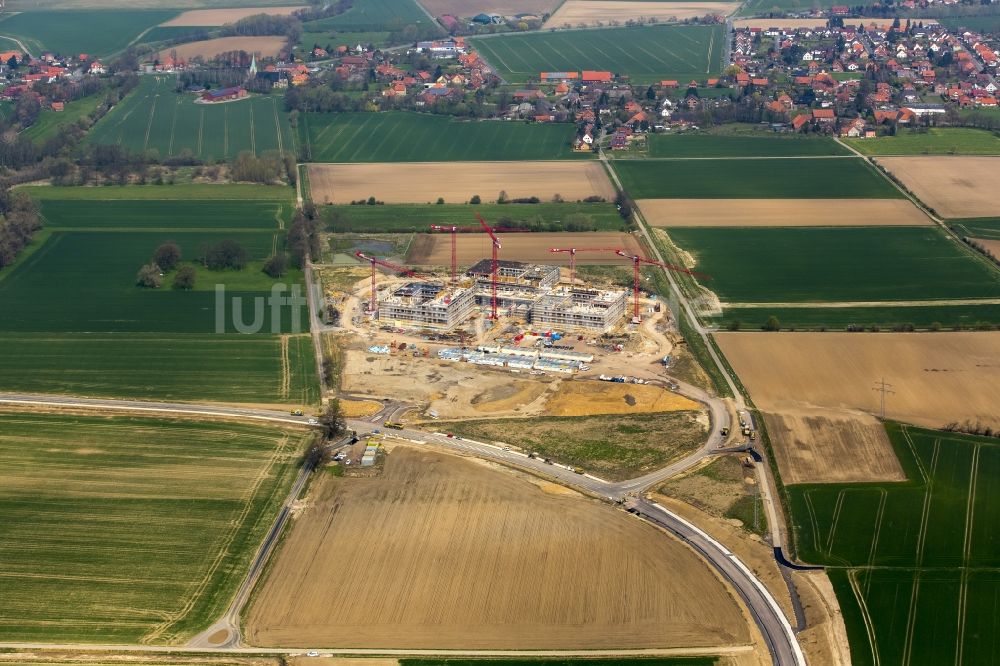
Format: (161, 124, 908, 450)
(406, 231, 642, 265)
(544, 1, 738, 28)
(877, 157, 1000, 218)
(160, 6, 305, 26)
(639, 199, 930, 227)
(718, 332, 1000, 431)
(244, 446, 753, 649)
(159, 36, 285, 61)
(307, 162, 615, 204)
(763, 409, 905, 484)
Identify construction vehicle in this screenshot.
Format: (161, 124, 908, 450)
(290, 409, 303, 416)
(742, 426, 752, 437)
(720, 427, 729, 436)
(749, 430, 757, 441)
(383, 421, 404, 430)
(574, 467, 585, 474)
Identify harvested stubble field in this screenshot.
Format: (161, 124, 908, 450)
(639, 199, 929, 227)
(406, 231, 642, 265)
(245, 446, 748, 648)
(877, 156, 1000, 218)
(307, 162, 615, 204)
(788, 424, 1000, 666)
(470, 24, 724, 85)
(543, 1, 739, 29)
(0, 412, 307, 643)
(763, 409, 904, 485)
(716, 332, 1000, 431)
(160, 36, 286, 62)
(160, 6, 306, 26)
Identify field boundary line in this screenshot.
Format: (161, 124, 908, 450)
(143, 91, 157, 151)
(279, 337, 290, 400)
(825, 490, 846, 556)
(864, 489, 888, 596)
(249, 104, 256, 155)
(168, 97, 179, 156)
(272, 98, 283, 154)
(955, 443, 980, 665)
(197, 108, 204, 156)
(803, 492, 822, 556)
(848, 569, 881, 666)
(902, 438, 940, 665)
(224, 106, 229, 158)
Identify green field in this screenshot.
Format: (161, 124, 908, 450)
(24, 183, 293, 201)
(87, 76, 293, 161)
(715, 304, 1000, 330)
(138, 25, 212, 46)
(0, 187, 318, 404)
(470, 24, 725, 85)
(666, 226, 1000, 303)
(843, 128, 1000, 156)
(648, 134, 851, 157)
(298, 29, 391, 52)
(738, 0, 842, 15)
(322, 202, 625, 233)
(22, 92, 105, 144)
(304, 0, 433, 32)
(952, 218, 1000, 241)
(300, 112, 582, 162)
(0, 412, 308, 643)
(788, 424, 1000, 666)
(615, 157, 901, 198)
(940, 16, 1000, 33)
(0, 10, 177, 57)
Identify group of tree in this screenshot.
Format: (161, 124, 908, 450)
(135, 242, 197, 289)
(202, 239, 249, 271)
(0, 191, 41, 270)
(287, 204, 321, 268)
(231, 150, 295, 184)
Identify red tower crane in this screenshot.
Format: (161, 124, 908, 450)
(615, 250, 709, 322)
(355, 251, 424, 316)
(547, 247, 623, 288)
(429, 224, 529, 286)
(476, 213, 502, 320)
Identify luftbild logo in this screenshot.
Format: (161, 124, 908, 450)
(214, 283, 307, 334)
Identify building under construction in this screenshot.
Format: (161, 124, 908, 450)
(377, 282, 476, 329)
(375, 260, 627, 332)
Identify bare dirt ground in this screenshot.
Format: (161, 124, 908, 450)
(159, 36, 285, 61)
(546, 380, 699, 415)
(877, 156, 1000, 218)
(733, 18, 935, 28)
(307, 162, 616, 205)
(342, 350, 694, 419)
(244, 446, 753, 649)
(763, 409, 905, 485)
(417, 0, 561, 17)
(974, 238, 1000, 259)
(639, 198, 930, 227)
(792, 570, 853, 666)
(160, 6, 305, 26)
(405, 231, 643, 265)
(543, 0, 738, 28)
(339, 399, 383, 417)
(717, 332, 1000, 431)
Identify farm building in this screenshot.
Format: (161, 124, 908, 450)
(199, 86, 248, 103)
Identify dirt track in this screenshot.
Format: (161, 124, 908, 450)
(307, 162, 615, 205)
(639, 198, 930, 227)
(160, 6, 305, 26)
(243, 446, 752, 649)
(406, 231, 643, 265)
(877, 156, 1000, 218)
(544, 0, 738, 28)
(159, 36, 285, 61)
(717, 332, 1000, 431)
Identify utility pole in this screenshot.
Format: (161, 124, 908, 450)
(873, 377, 895, 420)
